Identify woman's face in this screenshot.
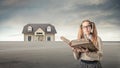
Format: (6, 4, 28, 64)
(82, 21, 92, 35)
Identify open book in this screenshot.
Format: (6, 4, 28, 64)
(60, 36, 98, 52)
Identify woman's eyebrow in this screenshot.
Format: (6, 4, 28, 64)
(82, 25, 91, 26)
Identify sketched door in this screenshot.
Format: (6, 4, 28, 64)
(38, 35, 43, 41)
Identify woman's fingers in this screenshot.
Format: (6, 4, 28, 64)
(69, 41, 72, 46)
(73, 47, 82, 52)
(77, 48, 82, 52)
(85, 48, 89, 52)
(71, 47, 89, 53)
(71, 47, 76, 51)
(81, 48, 89, 53)
(71, 47, 75, 50)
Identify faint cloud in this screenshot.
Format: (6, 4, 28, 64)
(0, 0, 120, 41)
(89, 0, 107, 5)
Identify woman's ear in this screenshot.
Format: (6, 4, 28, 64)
(90, 22, 94, 33)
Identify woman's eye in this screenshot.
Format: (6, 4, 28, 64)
(82, 25, 91, 28)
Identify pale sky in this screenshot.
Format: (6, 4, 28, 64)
(0, 0, 120, 41)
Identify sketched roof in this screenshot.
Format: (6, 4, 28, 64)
(22, 24, 57, 34)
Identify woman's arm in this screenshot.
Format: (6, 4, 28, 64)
(72, 48, 82, 60)
(86, 37, 103, 60)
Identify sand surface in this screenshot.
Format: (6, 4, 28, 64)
(0, 41, 120, 68)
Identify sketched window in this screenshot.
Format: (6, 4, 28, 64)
(47, 26, 51, 32)
(28, 26, 32, 32)
(47, 36, 51, 41)
(28, 36, 31, 41)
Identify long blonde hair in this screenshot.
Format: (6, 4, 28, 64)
(77, 20, 98, 47)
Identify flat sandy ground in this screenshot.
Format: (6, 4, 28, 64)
(0, 41, 120, 68)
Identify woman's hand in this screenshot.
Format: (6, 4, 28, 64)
(71, 47, 89, 53)
(81, 48, 89, 53)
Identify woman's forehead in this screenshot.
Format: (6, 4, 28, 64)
(82, 22, 90, 26)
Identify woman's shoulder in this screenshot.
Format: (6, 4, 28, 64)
(97, 36, 102, 43)
(97, 36, 103, 47)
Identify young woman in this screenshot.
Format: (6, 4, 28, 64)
(71, 20, 103, 68)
